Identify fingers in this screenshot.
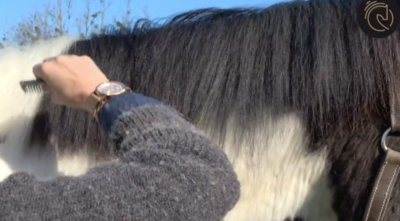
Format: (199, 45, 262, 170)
(32, 63, 46, 81)
(43, 57, 56, 63)
(41, 83, 51, 96)
(33, 57, 62, 81)
(35, 55, 80, 78)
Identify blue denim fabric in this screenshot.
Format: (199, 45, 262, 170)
(97, 92, 162, 134)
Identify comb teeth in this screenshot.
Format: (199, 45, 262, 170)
(20, 80, 45, 93)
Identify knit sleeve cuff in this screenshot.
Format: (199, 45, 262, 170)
(108, 105, 197, 153)
(97, 92, 162, 134)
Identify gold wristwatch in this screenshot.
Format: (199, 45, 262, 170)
(90, 81, 131, 122)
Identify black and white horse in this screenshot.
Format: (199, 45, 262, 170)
(0, 0, 398, 220)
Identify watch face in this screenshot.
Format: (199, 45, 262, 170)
(97, 82, 127, 96)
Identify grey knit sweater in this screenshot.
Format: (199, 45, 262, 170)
(0, 92, 240, 220)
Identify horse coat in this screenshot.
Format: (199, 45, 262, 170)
(1, 0, 399, 220)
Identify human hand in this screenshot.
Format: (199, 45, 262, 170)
(33, 55, 109, 111)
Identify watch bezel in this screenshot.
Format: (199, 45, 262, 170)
(95, 81, 129, 96)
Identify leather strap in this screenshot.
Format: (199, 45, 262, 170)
(363, 82, 400, 221)
(363, 148, 400, 221)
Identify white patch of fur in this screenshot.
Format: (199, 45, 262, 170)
(0, 36, 97, 180)
(213, 114, 338, 221)
(0, 36, 337, 220)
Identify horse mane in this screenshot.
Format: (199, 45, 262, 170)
(33, 0, 398, 153)
(26, 0, 400, 219)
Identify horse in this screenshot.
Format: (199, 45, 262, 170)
(0, 0, 399, 220)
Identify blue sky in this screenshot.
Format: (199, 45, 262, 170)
(0, 0, 285, 37)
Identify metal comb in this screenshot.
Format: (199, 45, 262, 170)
(20, 80, 45, 93)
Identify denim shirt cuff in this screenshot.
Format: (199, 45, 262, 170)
(97, 92, 163, 134)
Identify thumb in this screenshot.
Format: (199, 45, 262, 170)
(32, 63, 48, 82)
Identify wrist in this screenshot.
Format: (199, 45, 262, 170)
(83, 95, 98, 112)
(85, 81, 132, 122)
(81, 78, 110, 112)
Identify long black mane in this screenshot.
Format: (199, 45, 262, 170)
(31, 0, 400, 220)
